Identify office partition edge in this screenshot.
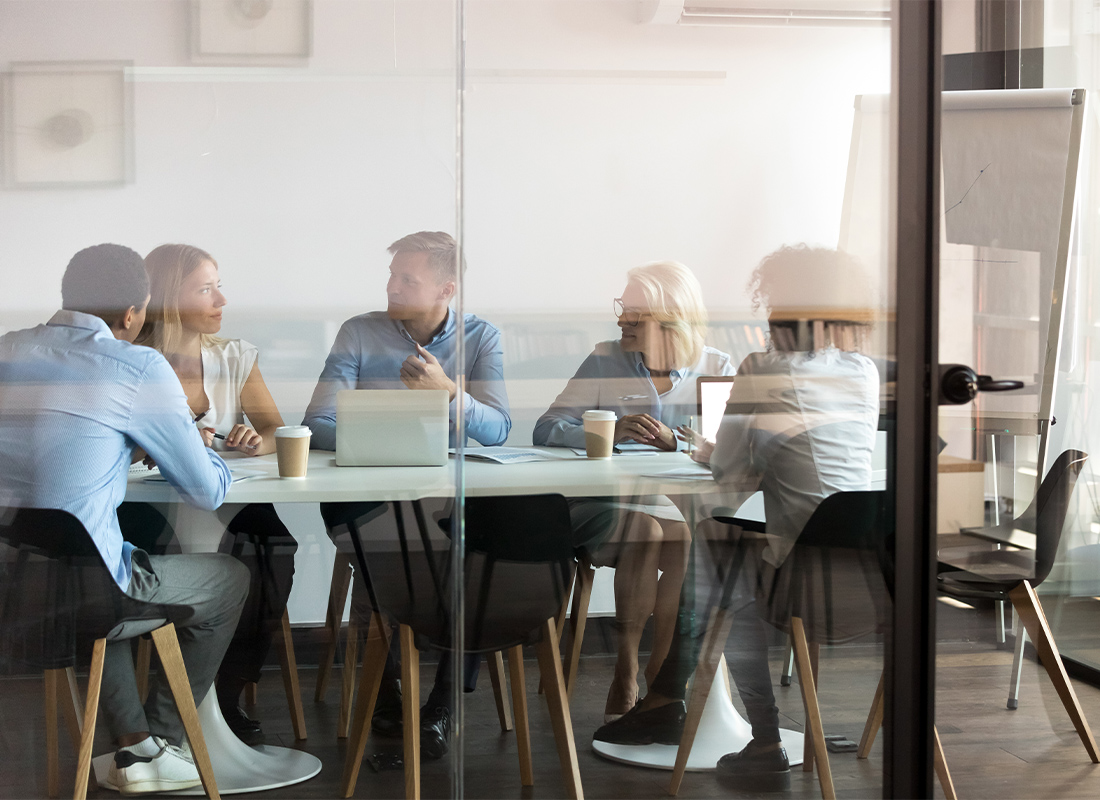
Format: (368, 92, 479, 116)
(887, 0, 940, 798)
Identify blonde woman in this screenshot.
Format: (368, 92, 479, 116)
(133, 244, 294, 746)
(533, 261, 733, 721)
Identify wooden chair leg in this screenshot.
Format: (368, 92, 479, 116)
(564, 560, 595, 699)
(540, 580, 573, 696)
(44, 669, 60, 799)
(488, 651, 514, 732)
(670, 606, 734, 796)
(791, 618, 834, 800)
(149, 624, 220, 800)
(535, 617, 583, 800)
(135, 636, 152, 704)
(316, 553, 354, 702)
(857, 670, 885, 758)
(507, 645, 533, 786)
(399, 625, 421, 800)
(338, 611, 361, 739)
(73, 639, 106, 800)
(802, 642, 820, 773)
(276, 608, 307, 740)
(932, 725, 957, 800)
(340, 613, 389, 798)
(1009, 580, 1100, 762)
(58, 667, 97, 793)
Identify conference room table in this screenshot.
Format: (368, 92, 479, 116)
(102, 447, 798, 792)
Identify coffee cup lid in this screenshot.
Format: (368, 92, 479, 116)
(582, 410, 617, 421)
(275, 425, 312, 438)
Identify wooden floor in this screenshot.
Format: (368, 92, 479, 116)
(5, 605, 1100, 799)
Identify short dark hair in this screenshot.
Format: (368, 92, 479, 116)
(61, 244, 150, 323)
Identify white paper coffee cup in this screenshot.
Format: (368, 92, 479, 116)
(582, 410, 616, 459)
(275, 426, 311, 478)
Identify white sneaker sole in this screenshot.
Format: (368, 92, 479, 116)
(117, 775, 203, 795)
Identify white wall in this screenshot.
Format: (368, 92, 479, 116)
(0, 0, 892, 623)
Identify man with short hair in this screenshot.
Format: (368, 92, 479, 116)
(0, 244, 248, 795)
(304, 231, 511, 759)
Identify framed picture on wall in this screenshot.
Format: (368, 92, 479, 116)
(192, 0, 313, 63)
(1, 61, 134, 189)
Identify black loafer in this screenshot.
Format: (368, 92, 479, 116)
(593, 700, 686, 745)
(221, 705, 265, 746)
(419, 704, 452, 760)
(716, 740, 791, 792)
(371, 679, 404, 738)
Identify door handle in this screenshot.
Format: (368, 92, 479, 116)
(938, 364, 1025, 406)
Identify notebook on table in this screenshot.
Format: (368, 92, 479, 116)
(336, 389, 449, 467)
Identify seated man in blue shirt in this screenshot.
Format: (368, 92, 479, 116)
(304, 231, 511, 759)
(0, 244, 248, 795)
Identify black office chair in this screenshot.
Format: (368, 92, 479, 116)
(332, 494, 583, 800)
(0, 507, 220, 800)
(932, 450, 1099, 762)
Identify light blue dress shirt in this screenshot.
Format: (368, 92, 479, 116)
(532, 340, 734, 450)
(303, 309, 511, 449)
(0, 311, 232, 590)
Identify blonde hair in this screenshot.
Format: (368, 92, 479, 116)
(137, 244, 224, 356)
(747, 245, 874, 354)
(388, 231, 465, 283)
(625, 260, 708, 369)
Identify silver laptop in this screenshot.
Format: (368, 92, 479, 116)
(335, 389, 449, 467)
(696, 376, 735, 441)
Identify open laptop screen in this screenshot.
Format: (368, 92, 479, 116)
(696, 376, 735, 442)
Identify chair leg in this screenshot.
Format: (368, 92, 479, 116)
(340, 613, 389, 798)
(135, 636, 152, 704)
(149, 624, 220, 800)
(44, 669, 60, 799)
(338, 611, 361, 739)
(73, 639, 106, 800)
(932, 725, 957, 800)
(995, 598, 1006, 645)
(316, 553, 354, 702)
(540, 579, 573, 696)
(669, 606, 734, 796)
(276, 608, 307, 740)
(1008, 616, 1026, 710)
(399, 625, 421, 800)
(780, 635, 795, 686)
(802, 641, 820, 773)
(564, 560, 595, 699)
(488, 651, 514, 732)
(857, 670, 885, 758)
(507, 645, 533, 786)
(1008, 580, 1100, 762)
(535, 617, 584, 800)
(791, 618, 834, 800)
(58, 667, 97, 793)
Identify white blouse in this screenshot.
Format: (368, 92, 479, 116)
(195, 338, 259, 451)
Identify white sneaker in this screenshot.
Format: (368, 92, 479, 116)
(109, 736, 202, 795)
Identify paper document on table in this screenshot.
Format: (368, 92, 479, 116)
(450, 447, 560, 464)
(144, 468, 266, 484)
(129, 462, 160, 478)
(641, 466, 714, 481)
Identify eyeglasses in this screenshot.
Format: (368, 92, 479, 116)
(613, 297, 644, 325)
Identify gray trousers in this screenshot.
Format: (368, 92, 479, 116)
(100, 550, 249, 745)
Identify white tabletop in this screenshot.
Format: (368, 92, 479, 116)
(125, 448, 732, 504)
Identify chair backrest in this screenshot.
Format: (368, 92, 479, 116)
(1027, 450, 1088, 586)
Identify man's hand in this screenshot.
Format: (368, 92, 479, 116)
(400, 344, 458, 400)
(615, 413, 677, 451)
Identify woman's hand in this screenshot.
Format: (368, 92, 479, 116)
(677, 425, 714, 464)
(200, 427, 216, 448)
(225, 424, 262, 454)
(616, 414, 677, 451)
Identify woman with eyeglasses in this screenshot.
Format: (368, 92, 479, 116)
(127, 243, 295, 747)
(533, 260, 733, 722)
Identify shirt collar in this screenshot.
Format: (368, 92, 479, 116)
(629, 349, 685, 381)
(396, 307, 456, 346)
(47, 310, 114, 337)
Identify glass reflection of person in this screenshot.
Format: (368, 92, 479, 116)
(303, 232, 510, 759)
(131, 244, 295, 746)
(533, 261, 734, 722)
(595, 246, 879, 793)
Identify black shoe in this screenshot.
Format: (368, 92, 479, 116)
(419, 704, 452, 760)
(716, 740, 791, 793)
(221, 705, 265, 746)
(371, 679, 403, 739)
(593, 700, 686, 745)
